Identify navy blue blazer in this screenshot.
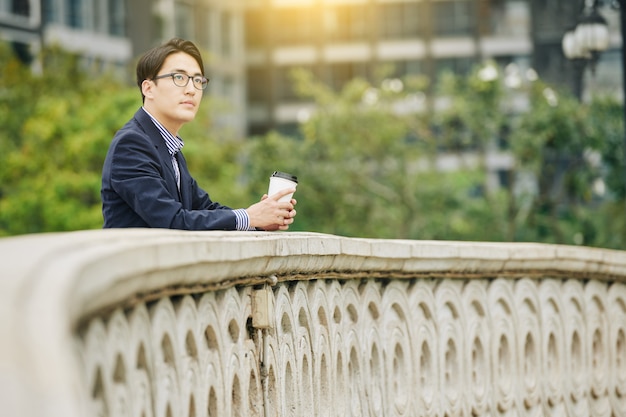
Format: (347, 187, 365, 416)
(101, 108, 237, 230)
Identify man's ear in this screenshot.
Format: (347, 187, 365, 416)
(141, 79, 153, 100)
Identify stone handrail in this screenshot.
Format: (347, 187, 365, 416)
(1, 229, 625, 416)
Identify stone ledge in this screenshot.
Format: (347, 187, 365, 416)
(2, 230, 626, 327)
(1, 229, 625, 417)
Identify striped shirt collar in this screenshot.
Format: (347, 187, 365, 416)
(142, 107, 184, 156)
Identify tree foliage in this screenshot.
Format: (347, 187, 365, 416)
(0, 44, 242, 235)
(243, 68, 509, 240)
(507, 81, 624, 247)
(244, 65, 625, 247)
(0, 44, 135, 234)
(1, 43, 625, 249)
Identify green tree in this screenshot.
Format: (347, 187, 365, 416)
(0, 45, 137, 234)
(435, 63, 505, 152)
(0, 44, 243, 235)
(583, 95, 626, 249)
(508, 82, 609, 246)
(432, 63, 513, 241)
(2, 42, 624, 248)
(244, 68, 503, 239)
(244, 65, 625, 247)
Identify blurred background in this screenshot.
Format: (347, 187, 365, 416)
(1, 0, 626, 249)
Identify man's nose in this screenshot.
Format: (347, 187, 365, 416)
(185, 81, 196, 94)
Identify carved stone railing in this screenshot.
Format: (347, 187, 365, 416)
(1, 229, 625, 417)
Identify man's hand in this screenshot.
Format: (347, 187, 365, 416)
(246, 188, 297, 231)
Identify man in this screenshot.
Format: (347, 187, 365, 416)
(102, 38, 296, 230)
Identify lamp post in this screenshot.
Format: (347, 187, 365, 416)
(562, 0, 626, 198)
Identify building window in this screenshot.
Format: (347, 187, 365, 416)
(379, 2, 422, 39)
(276, 65, 316, 101)
(10, 0, 30, 16)
(66, 0, 100, 31)
(108, 0, 125, 36)
(42, 0, 126, 35)
(276, 67, 293, 100)
(175, 1, 194, 41)
(390, 59, 424, 79)
(197, 7, 210, 47)
(327, 62, 369, 92)
(67, 0, 86, 29)
(211, 74, 238, 107)
(222, 75, 236, 103)
(433, 0, 475, 37)
(245, 9, 267, 47)
(489, 1, 529, 37)
(0, 0, 30, 16)
(435, 56, 476, 77)
(42, 0, 60, 23)
(220, 11, 233, 57)
(273, 7, 316, 44)
(324, 5, 368, 42)
(247, 67, 271, 103)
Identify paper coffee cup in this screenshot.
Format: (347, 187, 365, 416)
(268, 171, 298, 202)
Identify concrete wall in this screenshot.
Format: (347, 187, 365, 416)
(1, 230, 625, 416)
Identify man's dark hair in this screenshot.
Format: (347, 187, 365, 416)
(136, 38, 205, 101)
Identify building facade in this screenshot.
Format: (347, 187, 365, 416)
(0, 0, 248, 137)
(0, 0, 622, 137)
(0, 0, 42, 63)
(1, 0, 132, 71)
(244, 0, 533, 135)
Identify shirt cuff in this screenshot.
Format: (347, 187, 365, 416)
(233, 208, 256, 231)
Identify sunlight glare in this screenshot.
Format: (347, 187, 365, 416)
(273, 0, 316, 6)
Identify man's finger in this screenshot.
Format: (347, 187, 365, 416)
(269, 188, 296, 200)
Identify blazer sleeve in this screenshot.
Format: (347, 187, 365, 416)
(104, 128, 238, 230)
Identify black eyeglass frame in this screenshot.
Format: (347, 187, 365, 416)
(152, 72, 209, 90)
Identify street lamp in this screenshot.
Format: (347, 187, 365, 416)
(562, 0, 626, 198)
(562, 1, 614, 103)
(562, 2, 610, 80)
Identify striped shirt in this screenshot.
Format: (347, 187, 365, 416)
(142, 107, 252, 230)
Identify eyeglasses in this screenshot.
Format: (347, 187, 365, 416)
(152, 72, 209, 90)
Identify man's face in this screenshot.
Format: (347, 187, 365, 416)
(142, 51, 204, 134)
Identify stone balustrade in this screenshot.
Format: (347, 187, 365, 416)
(1, 229, 625, 417)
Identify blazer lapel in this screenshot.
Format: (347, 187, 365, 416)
(176, 152, 193, 208)
(134, 109, 182, 202)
